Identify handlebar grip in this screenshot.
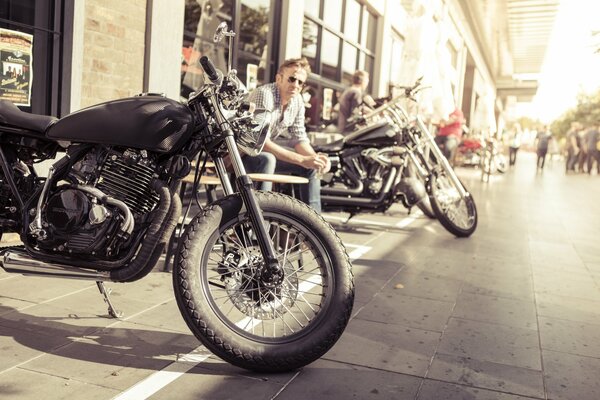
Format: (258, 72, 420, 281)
(200, 56, 219, 83)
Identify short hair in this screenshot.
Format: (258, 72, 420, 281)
(277, 57, 311, 75)
(352, 70, 369, 85)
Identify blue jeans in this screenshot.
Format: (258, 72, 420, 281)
(243, 152, 321, 213)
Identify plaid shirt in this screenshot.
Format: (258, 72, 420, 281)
(248, 83, 308, 148)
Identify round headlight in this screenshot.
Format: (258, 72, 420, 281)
(236, 108, 272, 156)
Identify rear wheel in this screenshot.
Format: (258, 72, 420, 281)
(173, 192, 354, 372)
(429, 173, 477, 237)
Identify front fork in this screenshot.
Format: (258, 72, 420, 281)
(413, 117, 468, 198)
(213, 120, 282, 284)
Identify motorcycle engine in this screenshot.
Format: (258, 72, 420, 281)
(361, 147, 394, 195)
(35, 148, 160, 258)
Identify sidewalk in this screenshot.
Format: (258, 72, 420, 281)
(1, 152, 599, 399)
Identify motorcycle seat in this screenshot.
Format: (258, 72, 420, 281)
(0, 100, 57, 134)
(313, 137, 344, 152)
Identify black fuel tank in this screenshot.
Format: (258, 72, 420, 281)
(344, 120, 396, 147)
(46, 96, 194, 154)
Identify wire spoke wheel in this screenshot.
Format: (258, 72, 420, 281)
(205, 215, 330, 340)
(429, 172, 477, 237)
(174, 192, 354, 372)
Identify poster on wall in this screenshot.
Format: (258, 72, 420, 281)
(0, 28, 33, 106)
(246, 63, 258, 91)
(322, 88, 333, 120)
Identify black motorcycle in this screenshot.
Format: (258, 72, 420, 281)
(315, 80, 478, 237)
(0, 23, 354, 372)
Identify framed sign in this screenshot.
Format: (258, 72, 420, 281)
(246, 63, 258, 91)
(0, 28, 33, 106)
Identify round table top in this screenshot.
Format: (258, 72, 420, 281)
(247, 173, 309, 184)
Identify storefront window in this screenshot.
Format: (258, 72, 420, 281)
(361, 10, 377, 52)
(302, 18, 318, 73)
(344, 0, 360, 43)
(321, 30, 339, 81)
(302, 0, 377, 127)
(323, 0, 342, 31)
(389, 33, 405, 97)
(342, 42, 357, 80)
(0, 0, 67, 115)
(237, 0, 270, 90)
(304, 0, 320, 18)
(181, 0, 277, 98)
(181, 0, 232, 98)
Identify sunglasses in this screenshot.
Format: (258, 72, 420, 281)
(287, 75, 306, 87)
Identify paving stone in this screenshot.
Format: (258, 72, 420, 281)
(0, 295, 36, 315)
(351, 258, 406, 307)
(452, 292, 537, 330)
(0, 325, 68, 371)
(386, 268, 463, 303)
(0, 367, 118, 400)
(536, 292, 600, 325)
(529, 241, 585, 268)
(437, 318, 541, 370)
(544, 349, 600, 400)
(21, 321, 200, 391)
(325, 318, 440, 376)
(538, 316, 600, 358)
(462, 272, 534, 301)
(125, 299, 191, 334)
(276, 359, 422, 400)
(533, 271, 600, 302)
(355, 286, 455, 332)
(428, 352, 544, 398)
(0, 275, 92, 304)
(417, 379, 542, 400)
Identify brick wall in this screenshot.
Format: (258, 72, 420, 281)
(80, 0, 147, 108)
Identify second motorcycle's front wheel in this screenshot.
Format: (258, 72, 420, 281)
(429, 173, 478, 237)
(173, 192, 354, 372)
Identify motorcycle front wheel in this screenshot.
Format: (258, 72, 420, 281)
(428, 173, 478, 237)
(173, 191, 354, 372)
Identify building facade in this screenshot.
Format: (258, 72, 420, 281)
(1, 0, 521, 135)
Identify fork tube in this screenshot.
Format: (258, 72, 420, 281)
(414, 116, 467, 197)
(210, 91, 279, 273)
(223, 136, 279, 271)
(213, 156, 234, 195)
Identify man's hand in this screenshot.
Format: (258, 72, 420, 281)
(300, 153, 329, 172)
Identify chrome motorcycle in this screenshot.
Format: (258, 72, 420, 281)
(315, 80, 478, 237)
(0, 23, 354, 372)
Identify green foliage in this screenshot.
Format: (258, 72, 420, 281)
(550, 89, 600, 139)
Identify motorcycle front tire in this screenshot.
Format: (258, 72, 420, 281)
(173, 191, 354, 372)
(428, 173, 478, 237)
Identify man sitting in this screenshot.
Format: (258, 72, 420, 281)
(242, 57, 330, 212)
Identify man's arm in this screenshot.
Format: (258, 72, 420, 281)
(262, 139, 327, 171)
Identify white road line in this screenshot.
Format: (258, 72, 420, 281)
(112, 348, 214, 400)
(113, 215, 421, 400)
(395, 213, 420, 228)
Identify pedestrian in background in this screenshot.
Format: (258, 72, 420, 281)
(337, 70, 375, 132)
(508, 123, 522, 166)
(565, 122, 581, 172)
(534, 125, 553, 170)
(586, 122, 600, 174)
(577, 128, 589, 173)
(435, 106, 465, 165)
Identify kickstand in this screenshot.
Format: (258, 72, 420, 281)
(96, 281, 123, 318)
(344, 213, 356, 224)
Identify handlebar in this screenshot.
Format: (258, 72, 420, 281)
(200, 56, 222, 86)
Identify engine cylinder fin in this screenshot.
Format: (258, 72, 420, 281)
(96, 153, 159, 215)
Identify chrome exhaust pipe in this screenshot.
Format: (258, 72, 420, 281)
(0, 249, 111, 281)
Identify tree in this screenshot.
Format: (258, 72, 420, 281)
(550, 89, 600, 139)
